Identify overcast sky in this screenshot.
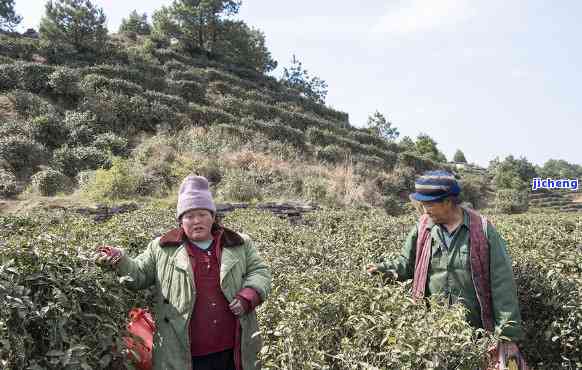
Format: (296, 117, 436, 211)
(14, 0, 582, 167)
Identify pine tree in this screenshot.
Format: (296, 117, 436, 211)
(0, 0, 22, 31)
(39, 0, 107, 54)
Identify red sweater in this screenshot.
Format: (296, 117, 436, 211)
(187, 233, 236, 357)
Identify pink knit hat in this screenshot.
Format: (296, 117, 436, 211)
(176, 175, 216, 220)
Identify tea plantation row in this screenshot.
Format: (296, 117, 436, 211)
(0, 208, 580, 369)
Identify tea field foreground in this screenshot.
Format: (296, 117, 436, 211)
(0, 208, 580, 369)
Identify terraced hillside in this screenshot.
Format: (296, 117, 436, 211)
(0, 32, 442, 204)
(529, 190, 582, 213)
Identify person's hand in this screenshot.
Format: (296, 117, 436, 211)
(366, 263, 379, 274)
(94, 245, 122, 268)
(229, 298, 246, 316)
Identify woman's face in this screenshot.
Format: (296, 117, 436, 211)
(181, 209, 215, 241)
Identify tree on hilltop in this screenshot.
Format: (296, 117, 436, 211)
(39, 0, 108, 55)
(119, 10, 151, 35)
(0, 0, 21, 31)
(416, 133, 447, 163)
(280, 54, 328, 104)
(453, 149, 467, 163)
(366, 110, 399, 141)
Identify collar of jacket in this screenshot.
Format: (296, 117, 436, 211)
(159, 224, 244, 248)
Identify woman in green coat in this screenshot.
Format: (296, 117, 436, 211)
(96, 175, 272, 370)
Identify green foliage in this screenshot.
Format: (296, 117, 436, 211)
(119, 10, 151, 35)
(458, 174, 489, 209)
(453, 149, 467, 163)
(0, 135, 46, 176)
(39, 0, 108, 57)
(0, 207, 580, 369)
(213, 20, 277, 73)
(52, 145, 111, 178)
(537, 158, 582, 179)
(48, 66, 81, 98)
(9, 90, 57, 118)
(0, 34, 38, 61)
(29, 114, 68, 150)
(280, 54, 328, 104)
(0, 62, 55, 93)
(0, 168, 18, 197)
(93, 132, 129, 156)
(30, 168, 70, 196)
(493, 188, 529, 214)
(366, 110, 399, 141)
(63, 110, 97, 145)
(156, 0, 241, 54)
(490, 155, 538, 191)
(316, 145, 348, 164)
(0, 0, 21, 31)
(217, 168, 262, 202)
(84, 157, 139, 200)
(415, 133, 447, 163)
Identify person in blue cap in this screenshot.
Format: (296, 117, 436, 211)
(366, 170, 529, 369)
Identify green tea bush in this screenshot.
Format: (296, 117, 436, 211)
(0, 63, 19, 91)
(317, 145, 348, 164)
(93, 132, 129, 156)
(9, 90, 57, 118)
(0, 207, 579, 369)
(80, 74, 144, 96)
(188, 103, 236, 126)
(29, 114, 68, 149)
(30, 168, 70, 196)
(165, 79, 205, 102)
(0, 168, 18, 198)
(494, 189, 529, 214)
(63, 110, 97, 146)
(0, 135, 46, 176)
(0, 62, 54, 93)
(48, 67, 81, 98)
(52, 146, 112, 178)
(142, 90, 187, 111)
(0, 34, 38, 60)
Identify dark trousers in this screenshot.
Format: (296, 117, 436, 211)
(192, 349, 235, 370)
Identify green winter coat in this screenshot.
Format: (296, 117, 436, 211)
(114, 226, 272, 370)
(376, 209, 524, 342)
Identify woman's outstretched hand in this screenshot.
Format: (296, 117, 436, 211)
(94, 245, 122, 268)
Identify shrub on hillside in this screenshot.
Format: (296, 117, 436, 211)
(0, 135, 46, 176)
(493, 189, 529, 214)
(165, 79, 205, 103)
(218, 169, 262, 202)
(0, 169, 18, 198)
(76, 170, 96, 192)
(0, 63, 19, 91)
(0, 62, 54, 93)
(80, 74, 144, 96)
(63, 110, 97, 146)
(9, 90, 57, 118)
(459, 174, 489, 209)
(93, 132, 129, 156)
(84, 158, 139, 200)
(317, 145, 348, 164)
(29, 114, 68, 149)
(48, 67, 81, 98)
(30, 168, 70, 196)
(0, 34, 38, 60)
(52, 146, 111, 178)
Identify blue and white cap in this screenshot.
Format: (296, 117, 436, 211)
(410, 170, 461, 202)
